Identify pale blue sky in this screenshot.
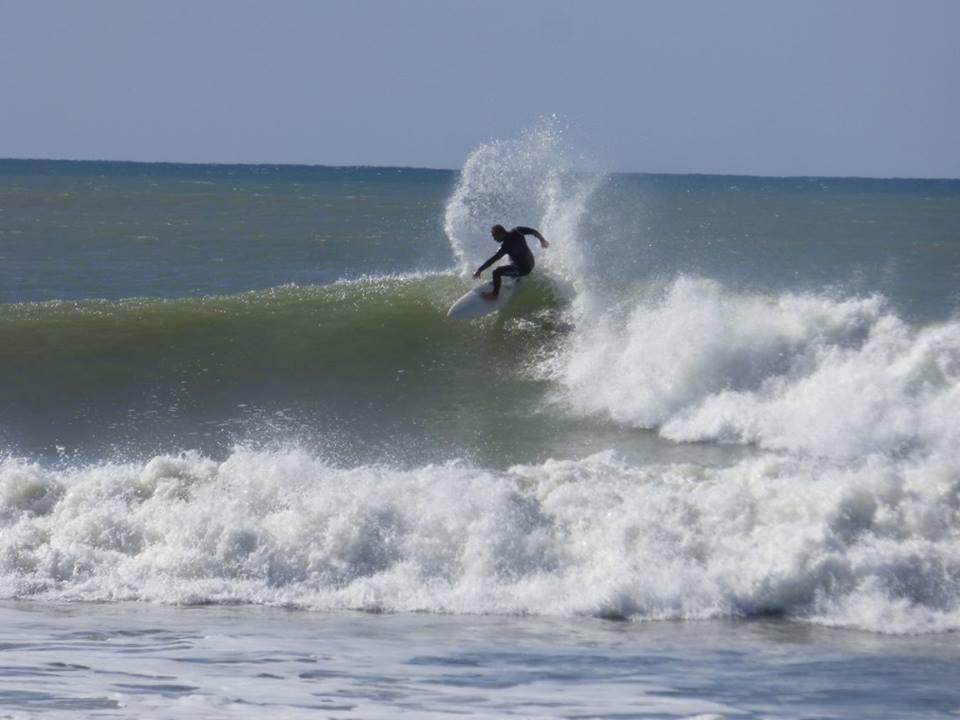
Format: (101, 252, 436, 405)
(1, 0, 958, 177)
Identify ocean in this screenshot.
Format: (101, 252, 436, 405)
(2, 125, 960, 718)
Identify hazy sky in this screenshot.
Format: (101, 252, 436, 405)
(1, 0, 958, 177)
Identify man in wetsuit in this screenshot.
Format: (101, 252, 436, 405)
(473, 224, 549, 299)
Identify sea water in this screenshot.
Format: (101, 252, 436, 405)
(2, 124, 960, 717)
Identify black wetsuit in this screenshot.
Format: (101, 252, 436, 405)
(477, 227, 538, 294)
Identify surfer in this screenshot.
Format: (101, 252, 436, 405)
(473, 225, 549, 299)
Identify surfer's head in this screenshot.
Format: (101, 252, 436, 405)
(490, 224, 507, 242)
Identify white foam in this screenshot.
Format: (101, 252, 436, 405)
(2, 443, 958, 634)
(548, 275, 960, 461)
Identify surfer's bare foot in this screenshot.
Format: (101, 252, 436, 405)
(481, 291, 498, 300)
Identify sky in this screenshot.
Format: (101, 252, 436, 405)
(1, 0, 958, 178)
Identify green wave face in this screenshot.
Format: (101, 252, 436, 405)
(0, 275, 567, 464)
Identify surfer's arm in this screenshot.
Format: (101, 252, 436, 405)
(473, 247, 506, 278)
(516, 226, 549, 248)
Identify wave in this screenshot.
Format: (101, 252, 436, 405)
(2, 444, 958, 634)
(0, 273, 561, 359)
(0, 274, 561, 396)
(0, 272, 570, 461)
(546, 275, 960, 462)
(439, 122, 959, 467)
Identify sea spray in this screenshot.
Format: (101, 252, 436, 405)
(443, 118, 598, 295)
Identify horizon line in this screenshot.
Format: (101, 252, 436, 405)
(1, 155, 957, 183)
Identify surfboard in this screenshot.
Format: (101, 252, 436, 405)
(447, 278, 520, 320)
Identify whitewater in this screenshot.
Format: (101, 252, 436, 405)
(1, 128, 960, 717)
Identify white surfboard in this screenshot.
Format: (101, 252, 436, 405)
(447, 277, 520, 320)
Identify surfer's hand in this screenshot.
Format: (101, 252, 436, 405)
(540, 238, 550, 248)
(472, 270, 481, 279)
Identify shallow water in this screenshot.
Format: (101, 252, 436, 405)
(3, 602, 959, 719)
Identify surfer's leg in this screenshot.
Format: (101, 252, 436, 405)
(491, 266, 512, 296)
(487, 265, 521, 299)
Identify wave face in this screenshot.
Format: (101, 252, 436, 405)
(0, 276, 564, 463)
(3, 144, 960, 634)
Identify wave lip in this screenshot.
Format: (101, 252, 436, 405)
(2, 446, 959, 634)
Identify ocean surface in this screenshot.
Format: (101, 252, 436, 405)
(2, 125, 960, 717)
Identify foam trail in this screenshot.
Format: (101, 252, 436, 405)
(443, 118, 598, 295)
